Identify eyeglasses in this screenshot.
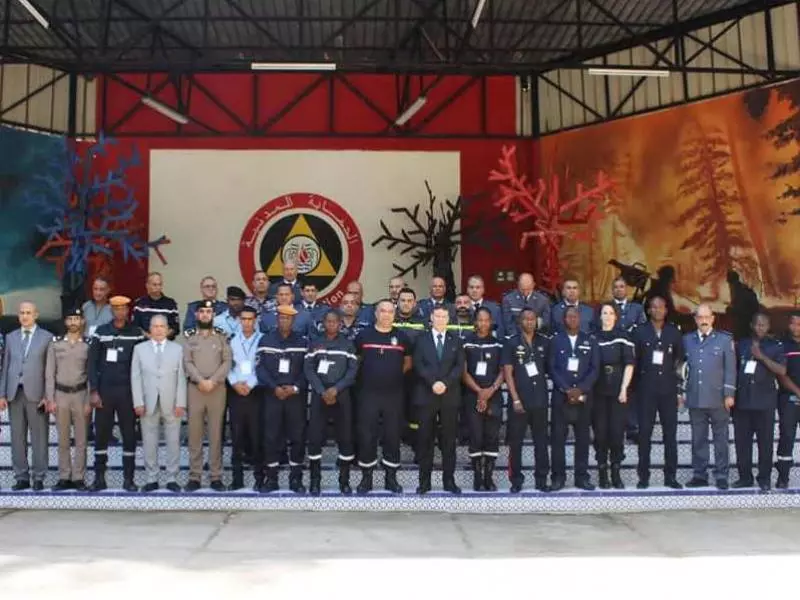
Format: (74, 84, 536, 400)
(202, 284, 217, 288)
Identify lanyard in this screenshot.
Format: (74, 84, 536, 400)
(238, 334, 258, 358)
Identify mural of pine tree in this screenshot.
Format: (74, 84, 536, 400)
(765, 79, 800, 222)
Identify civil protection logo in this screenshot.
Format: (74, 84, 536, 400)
(239, 193, 363, 304)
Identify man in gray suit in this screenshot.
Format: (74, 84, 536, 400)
(0, 302, 53, 491)
(131, 314, 187, 493)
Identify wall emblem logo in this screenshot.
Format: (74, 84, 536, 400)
(239, 193, 363, 304)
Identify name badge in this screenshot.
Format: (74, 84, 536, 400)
(106, 349, 118, 363)
(652, 350, 664, 365)
(567, 357, 579, 372)
(744, 360, 757, 375)
(525, 362, 539, 377)
(239, 360, 253, 375)
(279, 358, 291, 374)
(475, 361, 488, 376)
(317, 360, 330, 375)
(89, 325, 97, 336)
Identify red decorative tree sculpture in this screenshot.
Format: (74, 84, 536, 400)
(489, 145, 614, 293)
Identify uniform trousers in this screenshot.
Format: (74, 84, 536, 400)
(263, 393, 306, 468)
(357, 387, 403, 469)
(187, 384, 226, 482)
(229, 389, 263, 475)
(308, 390, 354, 463)
(551, 396, 592, 482)
(466, 392, 501, 459)
(94, 384, 137, 473)
(417, 399, 458, 481)
(637, 388, 678, 480)
(592, 392, 627, 466)
(777, 397, 800, 468)
(733, 407, 774, 484)
(507, 406, 548, 485)
(9, 387, 49, 482)
(689, 407, 730, 481)
(140, 399, 181, 484)
(55, 391, 88, 482)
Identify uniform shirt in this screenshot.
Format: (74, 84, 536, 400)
(633, 321, 684, 394)
(267, 279, 303, 300)
(463, 333, 505, 415)
(227, 330, 262, 389)
(299, 301, 330, 331)
(781, 336, 800, 396)
(548, 330, 599, 398)
(418, 298, 456, 323)
(255, 330, 308, 393)
(501, 290, 552, 337)
(339, 316, 371, 342)
(736, 337, 785, 411)
(180, 328, 232, 385)
(682, 329, 736, 409)
(470, 299, 504, 339)
(447, 321, 474, 342)
(611, 299, 646, 332)
(356, 303, 376, 325)
(45, 335, 91, 402)
(81, 301, 113, 337)
(502, 333, 551, 410)
(183, 299, 227, 331)
(132, 294, 180, 337)
(304, 334, 358, 395)
(213, 310, 242, 340)
(550, 301, 595, 335)
(259, 307, 315, 338)
(594, 328, 635, 396)
(244, 294, 274, 318)
(393, 314, 426, 351)
(354, 327, 411, 391)
(89, 322, 146, 390)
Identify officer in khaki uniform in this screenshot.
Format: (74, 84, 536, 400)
(182, 299, 232, 492)
(45, 307, 92, 491)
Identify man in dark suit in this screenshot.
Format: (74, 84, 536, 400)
(0, 301, 53, 491)
(413, 305, 466, 494)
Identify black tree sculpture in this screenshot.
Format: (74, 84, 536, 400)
(371, 181, 505, 301)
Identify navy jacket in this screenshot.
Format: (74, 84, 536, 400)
(501, 290, 551, 337)
(463, 333, 505, 416)
(413, 329, 465, 407)
(736, 337, 785, 411)
(633, 321, 684, 395)
(255, 330, 308, 396)
(304, 333, 358, 395)
(502, 333, 551, 410)
(610, 300, 646, 332)
(550, 301, 595, 335)
(548, 330, 599, 399)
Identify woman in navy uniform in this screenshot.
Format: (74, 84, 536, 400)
(777, 312, 800, 488)
(592, 303, 635, 489)
(733, 312, 786, 491)
(462, 307, 505, 491)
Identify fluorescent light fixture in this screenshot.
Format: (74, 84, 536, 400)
(588, 67, 670, 78)
(395, 96, 428, 126)
(471, 0, 487, 28)
(250, 62, 337, 71)
(16, 0, 49, 29)
(141, 96, 189, 125)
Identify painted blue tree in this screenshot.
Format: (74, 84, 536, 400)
(20, 131, 169, 308)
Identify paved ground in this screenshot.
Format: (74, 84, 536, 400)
(0, 509, 797, 598)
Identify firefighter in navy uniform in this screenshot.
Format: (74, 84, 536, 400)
(339, 292, 372, 341)
(393, 288, 426, 450)
(354, 299, 412, 494)
(88, 296, 146, 492)
(503, 308, 551, 493)
(132, 272, 180, 339)
(256, 305, 309, 493)
(733, 312, 786, 491)
(776, 312, 800, 488)
(304, 310, 359, 495)
(548, 306, 599, 491)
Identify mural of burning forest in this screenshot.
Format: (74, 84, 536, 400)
(539, 78, 800, 312)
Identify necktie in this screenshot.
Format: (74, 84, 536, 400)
(436, 333, 444, 360)
(22, 330, 31, 359)
(156, 342, 163, 367)
(474, 302, 481, 310)
(700, 333, 707, 343)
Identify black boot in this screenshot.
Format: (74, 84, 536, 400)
(338, 462, 352, 495)
(261, 468, 279, 493)
(90, 460, 107, 492)
(611, 464, 624, 489)
(471, 457, 484, 491)
(253, 473, 264, 492)
(309, 461, 322, 496)
(384, 467, 403, 494)
(122, 455, 137, 492)
(483, 457, 497, 492)
(228, 468, 245, 491)
(357, 467, 374, 495)
(776, 462, 791, 489)
(289, 466, 306, 494)
(598, 465, 610, 489)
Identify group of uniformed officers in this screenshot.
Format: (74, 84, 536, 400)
(1, 262, 799, 496)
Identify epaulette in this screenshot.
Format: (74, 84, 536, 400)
(716, 330, 733, 338)
(51, 336, 63, 343)
(538, 332, 552, 340)
(184, 328, 197, 337)
(214, 327, 226, 335)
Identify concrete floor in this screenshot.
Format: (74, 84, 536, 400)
(0, 509, 797, 598)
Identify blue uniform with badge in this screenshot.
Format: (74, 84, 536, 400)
(734, 337, 784, 487)
(502, 333, 551, 489)
(550, 301, 595, 335)
(472, 299, 504, 339)
(227, 330, 263, 481)
(299, 301, 330, 333)
(213, 310, 242, 340)
(683, 329, 736, 484)
(548, 330, 599, 487)
(501, 290, 551, 337)
(777, 337, 800, 484)
(611, 300, 646, 332)
(260, 307, 315, 338)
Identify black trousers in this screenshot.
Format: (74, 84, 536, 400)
(592, 392, 627, 466)
(734, 407, 774, 484)
(777, 398, 800, 469)
(551, 397, 592, 482)
(95, 385, 137, 474)
(417, 399, 459, 481)
(467, 399, 501, 459)
(263, 394, 306, 468)
(507, 406, 549, 485)
(229, 389, 263, 476)
(308, 390, 354, 463)
(358, 388, 403, 469)
(637, 389, 678, 480)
